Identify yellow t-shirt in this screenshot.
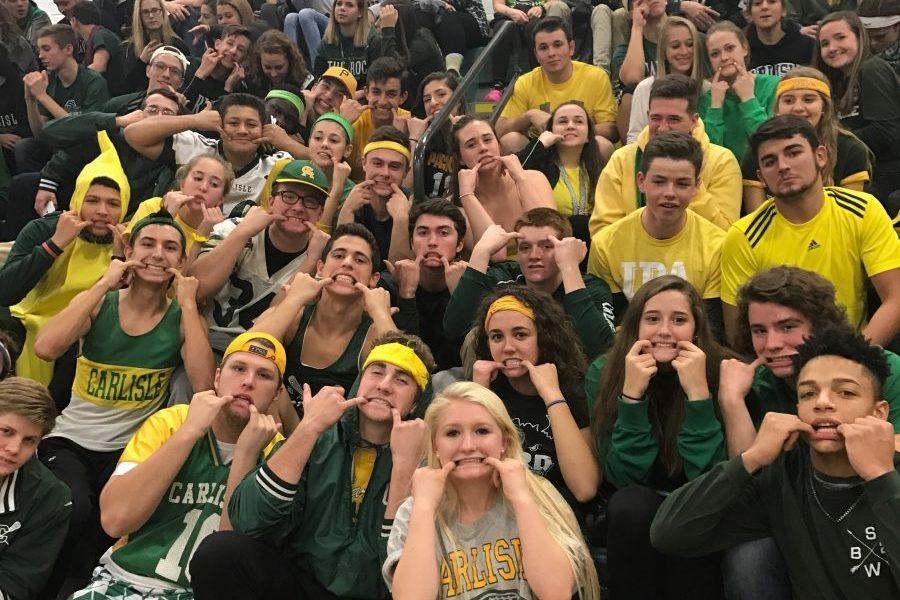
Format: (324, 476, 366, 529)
(351, 445, 377, 517)
(500, 61, 617, 127)
(720, 187, 900, 328)
(348, 107, 412, 180)
(588, 208, 725, 300)
(552, 166, 584, 217)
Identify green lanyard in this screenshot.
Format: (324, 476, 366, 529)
(634, 147, 646, 208)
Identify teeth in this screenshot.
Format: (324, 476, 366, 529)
(653, 343, 676, 348)
(503, 359, 521, 367)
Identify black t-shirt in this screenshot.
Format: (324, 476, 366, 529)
(742, 131, 871, 188)
(264, 229, 306, 276)
(354, 204, 392, 262)
(747, 22, 816, 77)
(490, 375, 590, 501)
(415, 286, 458, 371)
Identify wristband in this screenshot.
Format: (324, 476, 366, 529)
(620, 392, 643, 402)
(545, 398, 567, 411)
(41, 241, 60, 258)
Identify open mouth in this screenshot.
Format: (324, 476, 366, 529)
(766, 355, 794, 367)
(365, 397, 392, 409)
(142, 264, 167, 273)
(810, 420, 842, 440)
(333, 273, 357, 285)
(652, 342, 676, 349)
(455, 457, 485, 465)
(659, 202, 679, 209)
(502, 358, 523, 369)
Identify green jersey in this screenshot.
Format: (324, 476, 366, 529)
(103, 405, 280, 591)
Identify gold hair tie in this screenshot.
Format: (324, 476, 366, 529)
(777, 77, 831, 99)
(485, 295, 535, 328)
(362, 141, 411, 160)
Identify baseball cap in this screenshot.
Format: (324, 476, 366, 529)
(320, 66, 358, 98)
(273, 160, 331, 199)
(223, 332, 287, 377)
(149, 45, 190, 73)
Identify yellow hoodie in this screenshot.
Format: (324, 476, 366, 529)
(11, 131, 131, 383)
(588, 119, 742, 236)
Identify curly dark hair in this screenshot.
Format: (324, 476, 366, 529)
(472, 286, 588, 408)
(793, 323, 889, 399)
(735, 267, 847, 357)
(591, 275, 732, 477)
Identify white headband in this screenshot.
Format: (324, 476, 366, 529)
(149, 46, 190, 72)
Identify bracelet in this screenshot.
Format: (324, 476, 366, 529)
(459, 192, 476, 199)
(620, 392, 643, 402)
(545, 398, 567, 411)
(41, 241, 60, 259)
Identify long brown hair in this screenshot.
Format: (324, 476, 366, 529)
(776, 66, 871, 186)
(248, 29, 310, 90)
(814, 11, 873, 116)
(590, 276, 730, 477)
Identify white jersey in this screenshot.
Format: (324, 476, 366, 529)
(169, 131, 291, 215)
(201, 218, 309, 353)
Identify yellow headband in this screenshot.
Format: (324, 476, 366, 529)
(485, 295, 535, 328)
(777, 77, 831, 99)
(223, 332, 287, 376)
(363, 141, 411, 161)
(363, 342, 429, 390)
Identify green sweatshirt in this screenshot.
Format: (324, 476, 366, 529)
(651, 450, 900, 600)
(38, 111, 173, 218)
(699, 74, 778, 164)
(228, 408, 395, 599)
(588, 355, 726, 489)
(0, 215, 59, 308)
(442, 263, 616, 359)
(746, 351, 900, 431)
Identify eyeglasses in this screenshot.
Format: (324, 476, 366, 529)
(272, 189, 323, 209)
(149, 62, 184, 77)
(141, 7, 163, 16)
(144, 105, 177, 116)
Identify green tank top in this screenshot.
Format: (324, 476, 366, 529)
(283, 302, 372, 412)
(52, 291, 183, 452)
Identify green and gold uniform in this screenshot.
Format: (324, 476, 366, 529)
(70, 405, 281, 599)
(48, 291, 182, 452)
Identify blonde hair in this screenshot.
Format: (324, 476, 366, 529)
(323, 0, 369, 47)
(0, 377, 57, 436)
(175, 155, 235, 197)
(777, 66, 872, 186)
(130, 0, 178, 53)
(657, 16, 704, 87)
(424, 382, 600, 600)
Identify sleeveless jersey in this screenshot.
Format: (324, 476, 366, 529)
(103, 405, 281, 590)
(202, 219, 310, 353)
(283, 303, 372, 409)
(50, 291, 182, 452)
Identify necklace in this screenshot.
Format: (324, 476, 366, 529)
(808, 465, 865, 523)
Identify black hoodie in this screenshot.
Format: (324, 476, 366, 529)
(747, 20, 816, 77)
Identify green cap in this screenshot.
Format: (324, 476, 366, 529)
(273, 160, 330, 199)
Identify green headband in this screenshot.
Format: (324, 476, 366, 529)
(315, 112, 354, 142)
(266, 90, 306, 117)
(129, 210, 186, 252)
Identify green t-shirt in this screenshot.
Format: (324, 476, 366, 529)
(698, 74, 778, 163)
(43, 65, 110, 119)
(89, 27, 123, 79)
(611, 37, 657, 91)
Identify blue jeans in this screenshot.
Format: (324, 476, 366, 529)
(284, 9, 329, 66)
(721, 537, 792, 600)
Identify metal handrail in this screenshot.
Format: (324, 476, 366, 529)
(412, 19, 518, 202)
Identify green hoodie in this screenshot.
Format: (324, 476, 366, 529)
(17, 1, 51, 46)
(228, 407, 396, 599)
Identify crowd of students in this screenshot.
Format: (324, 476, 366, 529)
(0, 0, 898, 597)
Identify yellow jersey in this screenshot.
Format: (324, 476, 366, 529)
(720, 187, 900, 327)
